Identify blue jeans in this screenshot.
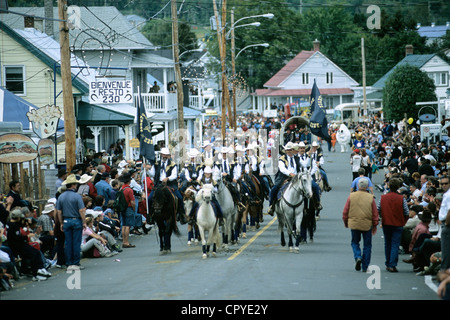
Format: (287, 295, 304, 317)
(351, 229, 372, 271)
(382, 225, 403, 268)
(63, 218, 83, 266)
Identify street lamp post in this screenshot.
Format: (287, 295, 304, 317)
(230, 9, 273, 130)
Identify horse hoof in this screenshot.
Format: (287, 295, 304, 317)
(242, 233, 247, 238)
(202, 254, 207, 259)
(187, 241, 192, 246)
(294, 247, 300, 253)
(289, 247, 294, 252)
(212, 252, 216, 257)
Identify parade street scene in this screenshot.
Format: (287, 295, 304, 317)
(0, 0, 450, 303)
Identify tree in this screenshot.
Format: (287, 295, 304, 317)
(141, 18, 198, 55)
(383, 64, 436, 121)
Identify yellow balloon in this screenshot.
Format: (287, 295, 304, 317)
(408, 118, 413, 125)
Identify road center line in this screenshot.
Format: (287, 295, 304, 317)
(227, 216, 278, 261)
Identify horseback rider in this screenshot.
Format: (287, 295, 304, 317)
(147, 147, 187, 224)
(233, 145, 253, 202)
(297, 142, 322, 210)
(246, 143, 270, 200)
(179, 149, 202, 193)
(188, 166, 224, 225)
(267, 141, 298, 216)
(214, 146, 242, 207)
(309, 141, 332, 192)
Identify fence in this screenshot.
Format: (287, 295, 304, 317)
(0, 158, 50, 211)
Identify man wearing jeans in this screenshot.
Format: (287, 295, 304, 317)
(378, 178, 409, 272)
(342, 178, 379, 272)
(56, 174, 86, 270)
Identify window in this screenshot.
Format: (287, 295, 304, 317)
(428, 72, 448, 86)
(326, 72, 333, 84)
(4, 66, 25, 94)
(302, 73, 309, 85)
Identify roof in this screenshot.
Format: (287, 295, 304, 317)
(417, 24, 450, 39)
(0, 20, 93, 94)
(1, 6, 155, 50)
(372, 54, 436, 89)
(77, 101, 135, 126)
(254, 88, 354, 96)
(264, 51, 315, 88)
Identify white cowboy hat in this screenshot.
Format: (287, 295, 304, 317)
(62, 174, 81, 185)
(283, 142, 294, 150)
(188, 149, 198, 158)
(227, 148, 235, 154)
(118, 160, 128, 168)
(312, 141, 319, 147)
(161, 147, 170, 155)
(235, 145, 245, 152)
(42, 204, 55, 214)
(221, 147, 228, 153)
(204, 166, 213, 174)
(202, 141, 211, 148)
(298, 142, 306, 148)
(79, 174, 93, 184)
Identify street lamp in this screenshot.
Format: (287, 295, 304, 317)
(230, 10, 273, 130)
(235, 43, 270, 59)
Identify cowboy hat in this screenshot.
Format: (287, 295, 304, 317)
(160, 147, 170, 155)
(118, 160, 128, 168)
(42, 204, 55, 214)
(62, 174, 81, 185)
(283, 142, 294, 150)
(204, 166, 213, 174)
(79, 174, 93, 184)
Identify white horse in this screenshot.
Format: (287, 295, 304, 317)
(214, 169, 238, 248)
(195, 184, 221, 259)
(275, 169, 313, 253)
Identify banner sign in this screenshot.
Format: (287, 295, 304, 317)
(89, 80, 133, 104)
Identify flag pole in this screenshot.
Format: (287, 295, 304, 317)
(137, 86, 150, 220)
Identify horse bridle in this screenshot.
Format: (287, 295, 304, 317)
(282, 171, 310, 208)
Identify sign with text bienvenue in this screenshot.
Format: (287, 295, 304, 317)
(89, 80, 133, 104)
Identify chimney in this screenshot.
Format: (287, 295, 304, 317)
(44, 0, 54, 38)
(405, 44, 413, 56)
(313, 39, 320, 52)
(24, 16, 34, 28)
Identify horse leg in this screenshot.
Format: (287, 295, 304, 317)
(164, 231, 171, 254)
(199, 226, 207, 259)
(288, 234, 294, 252)
(280, 231, 286, 247)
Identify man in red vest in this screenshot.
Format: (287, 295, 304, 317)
(377, 178, 409, 272)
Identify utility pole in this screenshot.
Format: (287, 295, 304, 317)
(58, 0, 76, 172)
(361, 37, 367, 119)
(172, 0, 184, 131)
(213, 0, 231, 142)
(231, 8, 237, 131)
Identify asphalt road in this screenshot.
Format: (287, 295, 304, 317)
(0, 143, 441, 302)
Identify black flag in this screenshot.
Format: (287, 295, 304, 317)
(309, 79, 331, 142)
(137, 89, 155, 164)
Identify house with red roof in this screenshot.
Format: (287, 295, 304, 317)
(251, 40, 359, 116)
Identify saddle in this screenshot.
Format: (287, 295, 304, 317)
(276, 178, 292, 200)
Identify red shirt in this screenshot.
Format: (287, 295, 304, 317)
(122, 184, 135, 208)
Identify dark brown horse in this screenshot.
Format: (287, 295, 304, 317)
(152, 185, 180, 254)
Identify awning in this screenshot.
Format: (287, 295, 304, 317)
(77, 101, 135, 126)
(0, 86, 36, 130)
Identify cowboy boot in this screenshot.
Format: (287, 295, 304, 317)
(267, 204, 274, 216)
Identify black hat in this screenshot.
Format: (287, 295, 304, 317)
(101, 172, 110, 179)
(118, 172, 131, 183)
(419, 210, 432, 223)
(56, 168, 67, 177)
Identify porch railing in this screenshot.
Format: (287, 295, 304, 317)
(135, 93, 177, 113)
